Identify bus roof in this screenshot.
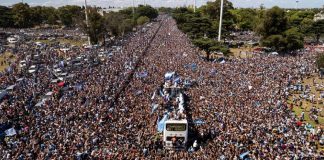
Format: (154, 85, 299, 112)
(165, 119, 188, 124)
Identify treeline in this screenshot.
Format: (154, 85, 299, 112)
(0, 3, 84, 28)
(172, 0, 324, 57)
(86, 5, 158, 44)
(104, 5, 158, 37)
(0, 3, 158, 44)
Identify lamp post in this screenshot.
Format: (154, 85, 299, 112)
(84, 0, 91, 45)
(132, 0, 135, 14)
(218, 0, 224, 42)
(194, 0, 196, 12)
(296, 0, 299, 9)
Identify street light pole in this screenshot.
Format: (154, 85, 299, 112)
(296, 0, 299, 9)
(218, 0, 224, 42)
(84, 0, 91, 45)
(194, 0, 196, 13)
(132, 0, 135, 14)
(132, 0, 135, 23)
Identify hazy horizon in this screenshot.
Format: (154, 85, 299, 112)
(1, 0, 324, 9)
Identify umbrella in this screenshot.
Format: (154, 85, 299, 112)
(58, 82, 65, 87)
(296, 121, 302, 127)
(137, 71, 148, 78)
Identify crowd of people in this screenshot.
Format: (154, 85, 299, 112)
(0, 14, 323, 159)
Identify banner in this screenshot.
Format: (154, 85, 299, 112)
(157, 114, 169, 132)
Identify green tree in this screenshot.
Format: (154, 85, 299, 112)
(316, 54, 324, 69)
(104, 12, 128, 36)
(0, 6, 14, 28)
(257, 6, 287, 37)
(256, 6, 305, 53)
(12, 3, 32, 28)
(136, 5, 158, 20)
(158, 7, 173, 14)
(57, 5, 83, 27)
(253, 8, 266, 33)
(201, 0, 234, 20)
(231, 8, 258, 31)
(300, 18, 314, 34)
(85, 7, 105, 44)
(201, 0, 235, 39)
(284, 27, 304, 52)
(262, 35, 286, 52)
(30, 6, 44, 26)
(308, 20, 324, 44)
(287, 10, 314, 29)
(42, 7, 59, 25)
(181, 16, 215, 39)
(172, 9, 193, 25)
(137, 16, 150, 25)
(119, 19, 134, 36)
(193, 38, 229, 60)
(119, 7, 134, 19)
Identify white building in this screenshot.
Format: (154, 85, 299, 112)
(98, 8, 124, 16)
(314, 12, 324, 21)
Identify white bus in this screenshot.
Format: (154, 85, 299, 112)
(163, 119, 188, 149)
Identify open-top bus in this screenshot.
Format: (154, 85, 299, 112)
(163, 119, 188, 149)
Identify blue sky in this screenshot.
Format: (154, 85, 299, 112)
(1, 0, 324, 8)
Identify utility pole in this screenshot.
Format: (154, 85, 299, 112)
(218, 0, 224, 42)
(84, 0, 91, 45)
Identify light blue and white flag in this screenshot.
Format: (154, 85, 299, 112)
(151, 103, 158, 114)
(157, 114, 169, 132)
(5, 128, 16, 136)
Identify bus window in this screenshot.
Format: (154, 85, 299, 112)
(166, 124, 186, 131)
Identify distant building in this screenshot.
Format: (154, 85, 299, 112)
(314, 12, 324, 21)
(98, 7, 124, 16)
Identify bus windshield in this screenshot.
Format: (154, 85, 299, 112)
(166, 123, 186, 131)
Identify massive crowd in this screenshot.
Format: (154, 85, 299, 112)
(0, 15, 323, 159)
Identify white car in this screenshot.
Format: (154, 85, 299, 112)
(19, 60, 27, 68)
(28, 65, 36, 73)
(54, 68, 62, 75)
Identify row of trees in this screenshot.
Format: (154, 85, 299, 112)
(256, 7, 324, 53)
(0, 3, 84, 28)
(0, 3, 158, 44)
(87, 5, 158, 44)
(172, 1, 234, 59)
(172, 0, 324, 57)
(104, 5, 158, 37)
